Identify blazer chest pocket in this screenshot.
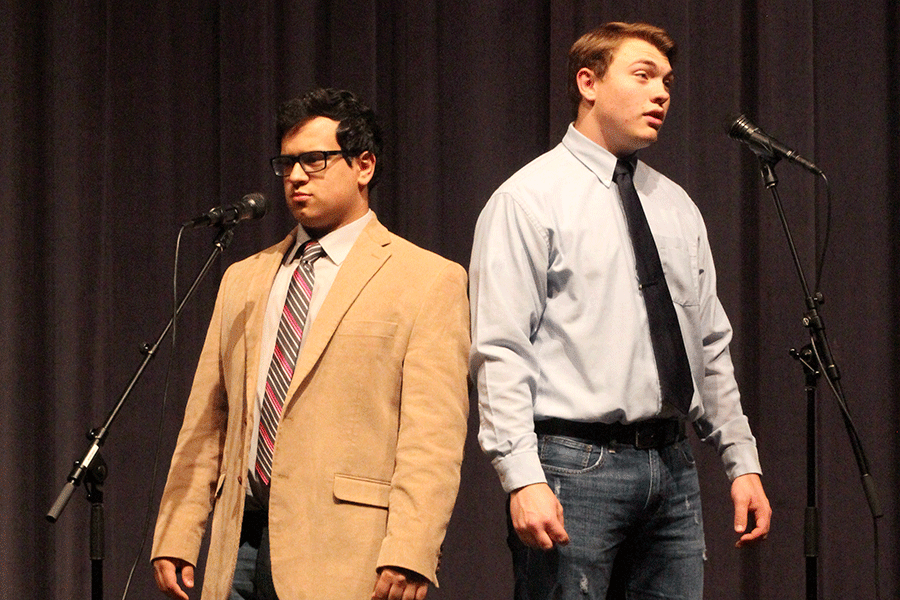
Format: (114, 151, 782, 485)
(335, 320, 398, 338)
(333, 473, 391, 508)
(333, 321, 399, 360)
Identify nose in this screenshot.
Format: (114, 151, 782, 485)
(287, 161, 309, 184)
(652, 79, 670, 106)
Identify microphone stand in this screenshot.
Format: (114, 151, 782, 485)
(756, 158, 883, 600)
(47, 225, 236, 600)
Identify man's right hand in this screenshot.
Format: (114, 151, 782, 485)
(509, 482, 570, 550)
(153, 557, 195, 600)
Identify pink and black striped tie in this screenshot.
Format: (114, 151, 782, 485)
(255, 240, 324, 485)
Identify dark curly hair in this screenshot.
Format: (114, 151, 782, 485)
(276, 88, 384, 188)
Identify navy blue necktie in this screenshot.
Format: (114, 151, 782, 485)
(614, 158, 693, 414)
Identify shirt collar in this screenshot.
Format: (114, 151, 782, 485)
(285, 210, 375, 266)
(561, 123, 637, 187)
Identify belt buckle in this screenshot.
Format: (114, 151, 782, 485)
(634, 424, 660, 449)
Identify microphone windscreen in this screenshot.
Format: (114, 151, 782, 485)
(724, 113, 751, 138)
(242, 193, 268, 220)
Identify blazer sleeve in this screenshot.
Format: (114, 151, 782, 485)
(375, 261, 470, 584)
(150, 269, 231, 566)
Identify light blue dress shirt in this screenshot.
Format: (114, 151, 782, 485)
(469, 124, 761, 493)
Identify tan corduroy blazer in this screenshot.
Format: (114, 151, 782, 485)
(151, 217, 470, 600)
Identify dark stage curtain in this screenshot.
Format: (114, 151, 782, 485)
(2, 1, 898, 598)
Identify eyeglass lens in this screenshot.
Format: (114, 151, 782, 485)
(272, 151, 339, 176)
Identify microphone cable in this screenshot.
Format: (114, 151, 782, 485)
(811, 170, 884, 600)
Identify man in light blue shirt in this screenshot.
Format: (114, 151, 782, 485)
(469, 22, 771, 600)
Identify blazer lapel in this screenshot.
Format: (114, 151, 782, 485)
(287, 218, 392, 399)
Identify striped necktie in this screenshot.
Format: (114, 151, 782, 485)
(255, 240, 325, 484)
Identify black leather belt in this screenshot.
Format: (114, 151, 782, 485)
(240, 510, 268, 546)
(534, 417, 685, 450)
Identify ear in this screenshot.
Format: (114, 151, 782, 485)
(355, 151, 376, 187)
(576, 67, 599, 103)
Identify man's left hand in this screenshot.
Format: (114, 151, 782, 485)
(731, 472, 772, 547)
(371, 566, 429, 600)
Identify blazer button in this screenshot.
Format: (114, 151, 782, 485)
(237, 475, 243, 485)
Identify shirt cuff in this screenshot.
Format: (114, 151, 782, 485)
(494, 450, 548, 493)
(721, 442, 762, 481)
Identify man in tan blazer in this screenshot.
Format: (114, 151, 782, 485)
(151, 88, 469, 600)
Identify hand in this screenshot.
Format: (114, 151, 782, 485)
(371, 566, 429, 600)
(731, 473, 772, 547)
(509, 482, 570, 550)
(153, 557, 195, 600)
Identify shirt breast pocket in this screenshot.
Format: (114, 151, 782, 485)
(657, 235, 700, 307)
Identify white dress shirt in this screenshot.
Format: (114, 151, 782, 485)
(469, 124, 760, 493)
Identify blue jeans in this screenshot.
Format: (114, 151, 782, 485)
(231, 511, 278, 600)
(509, 435, 706, 600)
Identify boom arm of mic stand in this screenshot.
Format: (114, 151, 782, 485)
(47, 226, 235, 523)
(758, 159, 882, 520)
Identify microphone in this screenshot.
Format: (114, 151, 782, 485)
(183, 193, 268, 228)
(726, 114, 823, 175)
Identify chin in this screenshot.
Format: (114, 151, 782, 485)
(299, 219, 333, 237)
(634, 133, 658, 150)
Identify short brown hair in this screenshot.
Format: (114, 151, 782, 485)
(566, 22, 676, 113)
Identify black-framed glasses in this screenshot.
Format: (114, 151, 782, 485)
(270, 150, 347, 176)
